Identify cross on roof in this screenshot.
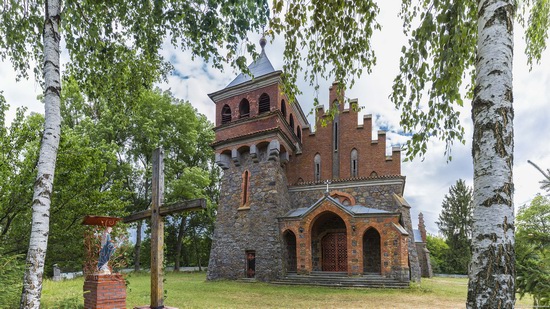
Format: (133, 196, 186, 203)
(324, 180, 331, 195)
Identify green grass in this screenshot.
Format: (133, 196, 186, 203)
(41, 272, 534, 308)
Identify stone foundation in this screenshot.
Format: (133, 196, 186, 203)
(83, 274, 126, 309)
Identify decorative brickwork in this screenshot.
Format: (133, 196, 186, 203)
(207, 54, 423, 285)
(83, 274, 126, 309)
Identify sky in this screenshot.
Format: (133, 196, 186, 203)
(1, 2, 549, 235)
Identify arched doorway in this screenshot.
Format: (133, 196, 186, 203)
(311, 212, 347, 272)
(283, 230, 297, 272)
(363, 228, 381, 274)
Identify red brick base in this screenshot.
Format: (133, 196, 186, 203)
(84, 274, 126, 309)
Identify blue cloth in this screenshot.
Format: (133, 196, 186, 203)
(98, 234, 115, 270)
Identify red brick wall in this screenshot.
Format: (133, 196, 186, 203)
(83, 274, 126, 309)
(212, 81, 401, 184)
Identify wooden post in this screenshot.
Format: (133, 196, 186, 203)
(123, 147, 206, 309)
(151, 148, 164, 308)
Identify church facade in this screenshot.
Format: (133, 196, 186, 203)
(206, 47, 424, 284)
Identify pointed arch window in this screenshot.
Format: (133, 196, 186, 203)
(242, 170, 251, 207)
(289, 114, 295, 132)
(281, 99, 287, 117)
(296, 125, 302, 142)
(239, 99, 250, 118)
(314, 154, 321, 182)
(351, 148, 358, 177)
(221, 104, 232, 124)
(259, 93, 270, 114)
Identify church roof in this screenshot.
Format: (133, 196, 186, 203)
(226, 49, 276, 88)
(282, 195, 393, 219)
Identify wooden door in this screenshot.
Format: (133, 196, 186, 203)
(322, 233, 347, 271)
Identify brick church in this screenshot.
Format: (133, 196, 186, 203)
(206, 40, 431, 286)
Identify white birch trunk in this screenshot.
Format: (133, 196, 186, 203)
(467, 0, 515, 308)
(20, 1, 62, 308)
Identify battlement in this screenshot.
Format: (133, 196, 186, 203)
(286, 83, 401, 184)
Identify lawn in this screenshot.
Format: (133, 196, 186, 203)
(41, 272, 533, 308)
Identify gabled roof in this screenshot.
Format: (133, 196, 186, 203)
(226, 49, 275, 88)
(281, 194, 393, 219)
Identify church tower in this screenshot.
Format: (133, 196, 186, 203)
(206, 39, 307, 281)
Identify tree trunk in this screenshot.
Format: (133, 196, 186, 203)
(467, 1, 515, 308)
(174, 216, 186, 272)
(20, 1, 62, 308)
(134, 220, 142, 272)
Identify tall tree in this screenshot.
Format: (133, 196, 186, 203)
(437, 179, 473, 274)
(515, 195, 550, 307)
(392, 1, 548, 306)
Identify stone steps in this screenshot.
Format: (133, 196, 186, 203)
(271, 272, 409, 289)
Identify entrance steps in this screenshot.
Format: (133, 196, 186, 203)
(271, 271, 409, 289)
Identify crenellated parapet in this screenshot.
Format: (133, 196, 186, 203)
(286, 82, 401, 185)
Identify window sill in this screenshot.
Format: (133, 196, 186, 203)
(238, 206, 250, 211)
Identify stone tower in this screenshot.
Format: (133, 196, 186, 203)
(206, 44, 307, 281)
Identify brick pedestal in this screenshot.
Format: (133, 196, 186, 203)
(84, 274, 126, 309)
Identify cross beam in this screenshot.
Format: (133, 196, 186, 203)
(123, 199, 206, 224)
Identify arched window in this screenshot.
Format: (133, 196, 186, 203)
(289, 114, 295, 132)
(242, 170, 250, 206)
(239, 99, 250, 118)
(259, 93, 270, 114)
(314, 153, 321, 182)
(351, 149, 358, 177)
(370, 171, 378, 177)
(296, 125, 302, 142)
(281, 99, 287, 117)
(221, 104, 231, 124)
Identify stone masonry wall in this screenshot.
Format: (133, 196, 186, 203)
(207, 152, 291, 282)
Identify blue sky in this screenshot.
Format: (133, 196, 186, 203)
(1, 2, 549, 235)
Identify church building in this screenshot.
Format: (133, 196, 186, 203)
(206, 41, 427, 286)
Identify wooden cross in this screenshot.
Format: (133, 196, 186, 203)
(123, 148, 206, 309)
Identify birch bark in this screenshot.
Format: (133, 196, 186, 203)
(20, 1, 62, 308)
(467, 0, 516, 307)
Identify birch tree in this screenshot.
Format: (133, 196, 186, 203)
(392, 0, 549, 307)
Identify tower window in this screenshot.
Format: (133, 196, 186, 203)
(296, 125, 302, 142)
(221, 104, 232, 124)
(281, 99, 287, 117)
(239, 99, 250, 118)
(242, 170, 250, 206)
(314, 154, 321, 182)
(259, 93, 270, 114)
(351, 149, 358, 178)
(289, 114, 294, 132)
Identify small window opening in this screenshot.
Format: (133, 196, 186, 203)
(221, 105, 231, 124)
(259, 93, 270, 114)
(289, 114, 295, 132)
(239, 99, 250, 118)
(281, 100, 287, 117)
(314, 154, 321, 182)
(242, 170, 250, 206)
(297, 125, 302, 142)
(351, 149, 358, 177)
